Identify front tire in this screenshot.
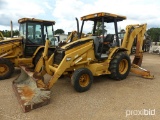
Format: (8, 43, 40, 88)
(33, 50, 43, 67)
(33, 49, 54, 67)
(109, 52, 131, 80)
(71, 68, 93, 92)
(0, 58, 14, 80)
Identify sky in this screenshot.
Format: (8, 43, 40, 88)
(0, 0, 160, 34)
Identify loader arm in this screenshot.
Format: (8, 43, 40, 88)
(47, 41, 93, 89)
(33, 39, 94, 89)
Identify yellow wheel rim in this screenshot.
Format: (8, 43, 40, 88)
(79, 74, 90, 87)
(0, 64, 9, 75)
(119, 59, 128, 74)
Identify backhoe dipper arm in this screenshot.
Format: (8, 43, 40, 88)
(121, 24, 153, 79)
(121, 24, 146, 58)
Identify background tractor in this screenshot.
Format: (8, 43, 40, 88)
(0, 18, 58, 80)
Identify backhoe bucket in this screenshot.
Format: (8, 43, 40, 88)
(12, 66, 51, 112)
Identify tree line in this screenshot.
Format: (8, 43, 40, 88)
(0, 30, 19, 37)
(0, 29, 65, 37)
(146, 28, 160, 42)
(1, 27, 160, 42)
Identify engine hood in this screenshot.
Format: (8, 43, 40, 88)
(61, 36, 93, 50)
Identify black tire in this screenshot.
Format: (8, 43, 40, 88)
(71, 68, 93, 92)
(0, 58, 14, 80)
(33, 50, 53, 67)
(109, 52, 131, 80)
(33, 50, 43, 67)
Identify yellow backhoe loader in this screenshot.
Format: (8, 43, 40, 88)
(0, 18, 58, 80)
(13, 12, 154, 112)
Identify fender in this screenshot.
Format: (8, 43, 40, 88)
(108, 47, 128, 60)
(32, 45, 56, 60)
(32, 46, 45, 57)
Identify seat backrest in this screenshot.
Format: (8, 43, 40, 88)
(104, 34, 114, 43)
(93, 37, 100, 53)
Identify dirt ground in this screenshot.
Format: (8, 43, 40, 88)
(0, 53, 160, 120)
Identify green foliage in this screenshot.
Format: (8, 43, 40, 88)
(96, 22, 102, 35)
(1, 30, 19, 37)
(147, 28, 160, 42)
(55, 29, 65, 34)
(94, 22, 107, 36)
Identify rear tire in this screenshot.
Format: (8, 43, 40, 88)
(0, 58, 14, 80)
(71, 68, 93, 92)
(109, 52, 131, 80)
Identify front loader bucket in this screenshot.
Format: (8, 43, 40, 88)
(12, 66, 51, 112)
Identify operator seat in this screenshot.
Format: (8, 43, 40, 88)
(104, 34, 114, 44)
(92, 36, 108, 60)
(102, 34, 115, 52)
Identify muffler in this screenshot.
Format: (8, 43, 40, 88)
(12, 66, 51, 112)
